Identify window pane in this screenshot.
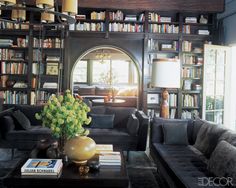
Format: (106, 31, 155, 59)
(112, 60, 129, 84)
(73, 60, 87, 82)
(92, 60, 110, 84)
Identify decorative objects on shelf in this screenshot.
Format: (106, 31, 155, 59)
(35, 90, 94, 161)
(151, 58, 180, 118)
(0, 0, 77, 24)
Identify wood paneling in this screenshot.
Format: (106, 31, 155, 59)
(24, 0, 225, 13)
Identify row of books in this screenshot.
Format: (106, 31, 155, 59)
(3, 91, 28, 104)
(33, 49, 42, 61)
(149, 12, 172, 23)
(183, 25, 210, 35)
(75, 22, 105, 32)
(0, 62, 28, 74)
(182, 41, 192, 52)
(36, 91, 53, 103)
(0, 21, 29, 30)
(0, 49, 25, 60)
(109, 23, 143, 32)
(182, 67, 202, 78)
(0, 39, 13, 47)
(181, 110, 199, 119)
(169, 93, 177, 107)
(182, 94, 199, 108)
(33, 38, 62, 48)
(91, 11, 106, 20)
(149, 24, 179, 34)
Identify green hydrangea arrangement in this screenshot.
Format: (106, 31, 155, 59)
(35, 90, 91, 139)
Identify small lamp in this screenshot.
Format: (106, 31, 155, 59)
(0, 0, 16, 6)
(62, 0, 78, 16)
(41, 8, 55, 23)
(151, 58, 180, 118)
(36, 0, 54, 9)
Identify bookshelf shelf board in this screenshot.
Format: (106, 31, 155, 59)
(39, 88, 58, 92)
(182, 34, 212, 40)
(183, 23, 213, 26)
(148, 33, 179, 40)
(182, 64, 203, 67)
(182, 78, 201, 80)
(109, 20, 144, 24)
(148, 50, 179, 54)
(182, 90, 201, 94)
(149, 21, 179, 25)
(80, 19, 105, 22)
(0, 47, 28, 50)
(0, 29, 29, 36)
(0, 74, 27, 77)
(170, 106, 178, 109)
(0, 87, 28, 91)
(182, 107, 200, 110)
(33, 48, 61, 51)
(181, 51, 203, 55)
(33, 30, 63, 37)
(147, 105, 160, 109)
(69, 31, 106, 37)
(0, 60, 28, 63)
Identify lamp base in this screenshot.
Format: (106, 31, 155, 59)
(160, 88, 169, 118)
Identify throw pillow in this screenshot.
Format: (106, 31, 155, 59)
(12, 110, 31, 130)
(193, 123, 213, 155)
(127, 114, 139, 136)
(162, 121, 189, 145)
(90, 114, 115, 129)
(0, 116, 15, 139)
(208, 140, 236, 185)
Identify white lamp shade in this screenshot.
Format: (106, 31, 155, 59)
(151, 58, 181, 88)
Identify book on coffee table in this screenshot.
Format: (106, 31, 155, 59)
(21, 159, 63, 176)
(99, 152, 121, 166)
(96, 144, 113, 153)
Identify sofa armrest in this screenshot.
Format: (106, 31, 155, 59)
(135, 111, 149, 151)
(127, 114, 139, 136)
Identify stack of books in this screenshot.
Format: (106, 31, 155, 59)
(185, 17, 197, 23)
(96, 144, 113, 154)
(21, 159, 63, 177)
(99, 152, 121, 166)
(0, 39, 13, 47)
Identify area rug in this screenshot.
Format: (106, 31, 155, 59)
(0, 149, 162, 188)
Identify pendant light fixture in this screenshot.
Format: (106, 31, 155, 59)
(62, 0, 78, 16)
(41, 8, 55, 23)
(36, 0, 54, 9)
(0, 0, 16, 6)
(11, 4, 26, 21)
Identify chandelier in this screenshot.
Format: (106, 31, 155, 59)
(95, 50, 111, 64)
(0, 0, 78, 24)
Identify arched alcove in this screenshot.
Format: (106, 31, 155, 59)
(71, 46, 141, 108)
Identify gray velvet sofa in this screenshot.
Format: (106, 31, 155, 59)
(150, 117, 236, 188)
(0, 104, 148, 155)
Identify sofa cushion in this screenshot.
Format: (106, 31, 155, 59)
(194, 122, 226, 158)
(152, 143, 212, 188)
(88, 128, 138, 150)
(127, 114, 139, 136)
(192, 117, 206, 144)
(162, 121, 188, 145)
(151, 118, 194, 145)
(208, 140, 236, 185)
(12, 110, 31, 130)
(90, 114, 114, 129)
(95, 87, 110, 96)
(0, 116, 15, 139)
(90, 106, 106, 114)
(105, 107, 136, 128)
(6, 126, 51, 141)
(218, 131, 236, 146)
(78, 86, 96, 95)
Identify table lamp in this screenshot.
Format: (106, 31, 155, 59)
(151, 58, 181, 118)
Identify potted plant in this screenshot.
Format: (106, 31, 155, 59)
(35, 90, 96, 163)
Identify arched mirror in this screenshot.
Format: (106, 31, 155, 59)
(71, 47, 140, 108)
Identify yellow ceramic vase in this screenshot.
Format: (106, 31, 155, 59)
(64, 136, 96, 165)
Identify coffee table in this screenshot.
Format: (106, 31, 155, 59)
(3, 151, 129, 188)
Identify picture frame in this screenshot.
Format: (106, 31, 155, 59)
(147, 94, 159, 104)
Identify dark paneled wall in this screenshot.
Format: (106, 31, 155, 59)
(27, 0, 225, 12)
